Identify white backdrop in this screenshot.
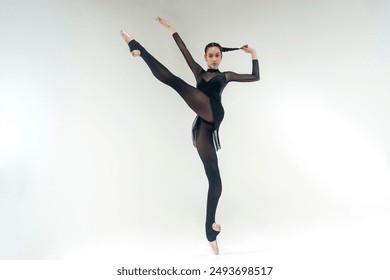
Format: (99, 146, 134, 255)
(1, 0, 390, 279)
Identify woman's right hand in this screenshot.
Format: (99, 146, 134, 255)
(155, 16, 176, 34)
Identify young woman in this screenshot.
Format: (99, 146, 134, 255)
(121, 16, 260, 254)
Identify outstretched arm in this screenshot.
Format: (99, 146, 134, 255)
(155, 16, 203, 78)
(225, 44, 260, 82)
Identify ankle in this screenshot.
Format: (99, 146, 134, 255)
(206, 222, 221, 241)
(131, 50, 141, 57)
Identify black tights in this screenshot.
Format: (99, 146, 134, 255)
(129, 40, 213, 122)
(196, 120, 222, 241)
(128, 40, 222, 241)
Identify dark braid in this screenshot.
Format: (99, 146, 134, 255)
(205, 42, 240, 54)
(221, 47, 240, 52)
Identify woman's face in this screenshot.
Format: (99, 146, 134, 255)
(205, 46, 222, 69)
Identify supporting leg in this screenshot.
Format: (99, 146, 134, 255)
(196, 120, 222, 254)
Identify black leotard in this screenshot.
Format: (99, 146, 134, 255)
(172, 33, 260, 150)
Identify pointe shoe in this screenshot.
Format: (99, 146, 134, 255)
(209, 240, 219, 255)
(120, 30, 140, 57)
(208, 223, 221, 255)
(120, 30, 133, 43)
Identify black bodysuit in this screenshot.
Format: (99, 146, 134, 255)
(128, 33, 259, 242)
(172, 33, 260, 150)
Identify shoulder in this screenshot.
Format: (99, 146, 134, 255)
(196, 69, 206, 80)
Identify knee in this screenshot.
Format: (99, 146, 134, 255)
(208, 175, 222, 197)
(206, 164, 221, 180)
(208, 183, 222, 200)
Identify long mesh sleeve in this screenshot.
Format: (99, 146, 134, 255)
(172, 32, 204, 78)
(225, 59, 260, 82)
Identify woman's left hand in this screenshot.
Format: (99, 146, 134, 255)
(241, 44, 253, 53)
(241, 44, 258, 59)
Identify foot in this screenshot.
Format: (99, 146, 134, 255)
(120, 30, 140, 57)
(208, 223, 221, 255)
(209, 240, 219, 255)
(120, 30, 133, 43)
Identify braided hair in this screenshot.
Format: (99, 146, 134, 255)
(205, 42, 240, 54)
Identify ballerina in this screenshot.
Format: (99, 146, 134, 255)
(121, 16, 259, 254)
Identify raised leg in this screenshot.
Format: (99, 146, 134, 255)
(121, 31, 214, 122)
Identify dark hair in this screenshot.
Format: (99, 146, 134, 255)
(204, 42, 240, 54)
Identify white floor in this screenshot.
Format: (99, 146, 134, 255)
(3, 211, 387, 280)
(1, 210, 388, 280)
